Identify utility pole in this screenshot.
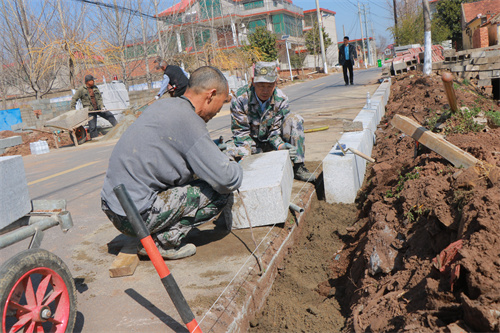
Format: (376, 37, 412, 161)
(423, 0, 432, 75)
(358, 1, 367, 68)
(393, 0, 398, 46)
(315, 0, 328, 74)
(284, 37, 293, 81)
(343, 25, 345, 37)
(369, 6, 376, 59)
(153, 0, 164, 58)
(363, 4, 372, 66)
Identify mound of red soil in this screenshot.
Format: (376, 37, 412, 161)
(251, 72, 500, 332)
(337, 73, 500, 331)
(0, 130, 75, 157)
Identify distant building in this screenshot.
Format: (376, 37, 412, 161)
(302, 8, 338, 68)
(156, 0, 304, 58)
(461, 0, 500, 49)
(156, 0, 342, 71)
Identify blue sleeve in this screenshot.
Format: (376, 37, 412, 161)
(158, 74, 170, 97)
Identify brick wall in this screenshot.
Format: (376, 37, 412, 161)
(473, 26, 489, 49)
(2, 89, 158, 130)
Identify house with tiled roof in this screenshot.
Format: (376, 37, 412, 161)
(157, 0, 303, 56)
(156, 0, 339, 69)
(461, 0, 500, 49)
(302, 8, 338, 67)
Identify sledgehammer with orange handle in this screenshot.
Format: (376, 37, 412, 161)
(113, 184, 203, 333)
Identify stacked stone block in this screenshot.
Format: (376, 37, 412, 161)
(224, 150, 294, 229)
(0, 155, 31, 229)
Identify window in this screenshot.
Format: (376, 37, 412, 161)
(272, 14, 302, 36)
(244, 1, 264, 10)
(200, 0, 222, 19)
(195, 29, 211, 48)
(248, 19, 266, 32)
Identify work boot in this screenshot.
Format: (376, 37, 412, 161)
(138, 242, 196, 260)
(293, 163, 316, 183)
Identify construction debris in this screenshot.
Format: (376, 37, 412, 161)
(438, 45, 500, 90)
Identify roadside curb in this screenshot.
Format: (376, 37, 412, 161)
(323, 78, 392, 203)
(201, 184, 316, 332)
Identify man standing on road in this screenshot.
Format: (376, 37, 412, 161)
(338, 36, 357, 85)
(101, 66, 242, 260)
(70, 75, 117, 139)
(154, 58, 189, 99)
(228, 61, 315, 183)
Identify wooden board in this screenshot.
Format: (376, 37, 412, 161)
(391, 115, 478, 169)
(109, 242, 139, 278)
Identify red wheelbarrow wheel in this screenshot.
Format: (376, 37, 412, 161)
(70, 125, 87, 145)
(0, 249, 77, 333)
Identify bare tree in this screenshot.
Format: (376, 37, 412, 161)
(385, 0, 424, 45)
(0, 0, 60, 99)
(92, 0, 135, 86)
(51, 0, 113, 88)
(0, 51, 10, 109)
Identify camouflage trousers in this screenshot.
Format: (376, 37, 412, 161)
(226, 113, 305, 163)
(102, 180, 229, 247)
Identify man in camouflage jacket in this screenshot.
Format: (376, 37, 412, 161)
(228, 61, 315, 183)
(70, 75, 117, 139)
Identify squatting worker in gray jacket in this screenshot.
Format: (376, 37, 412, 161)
(100, 66, 243, 260)
(70, 75, 117, 139)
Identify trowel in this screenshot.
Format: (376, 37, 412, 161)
(336, 141, 376, 163)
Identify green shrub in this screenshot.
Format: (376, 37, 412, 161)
(486, 110, 500, 127)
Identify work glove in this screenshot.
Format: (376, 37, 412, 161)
(155, 95, 160, 100)
(278, 143, 298, 161)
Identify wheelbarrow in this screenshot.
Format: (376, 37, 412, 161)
(43, 98, 157, 147)
(0, 199, 77, 332)
(44, 108, 91, 146)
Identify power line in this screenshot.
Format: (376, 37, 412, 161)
(74, 0, 158, 20)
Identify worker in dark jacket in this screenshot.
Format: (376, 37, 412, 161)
(338, 36, 357, 86)
(70, 75, 117, 139)
(154, 59, 189, 99)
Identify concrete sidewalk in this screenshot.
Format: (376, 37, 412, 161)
(2, 69, 384, 332)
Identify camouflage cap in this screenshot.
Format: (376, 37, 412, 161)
(253, 61, 278, 83)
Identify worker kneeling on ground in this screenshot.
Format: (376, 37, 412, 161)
(226, 61, 315, 183)
(100, 66, 243, 260)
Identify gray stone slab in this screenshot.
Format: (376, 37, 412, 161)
(0, 136, 23, 149)
(224, 150, 293, 229)
(45, 108, 88, 129)
(0, 155, 31, 229)
(10, 123, 25, 131)
(323, 78, 391, 204)
(342, 120, 363, 132)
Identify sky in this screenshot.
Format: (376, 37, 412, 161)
(292, 0, 394, 46)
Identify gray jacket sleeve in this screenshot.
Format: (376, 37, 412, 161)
(186, 133, 243, 194)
